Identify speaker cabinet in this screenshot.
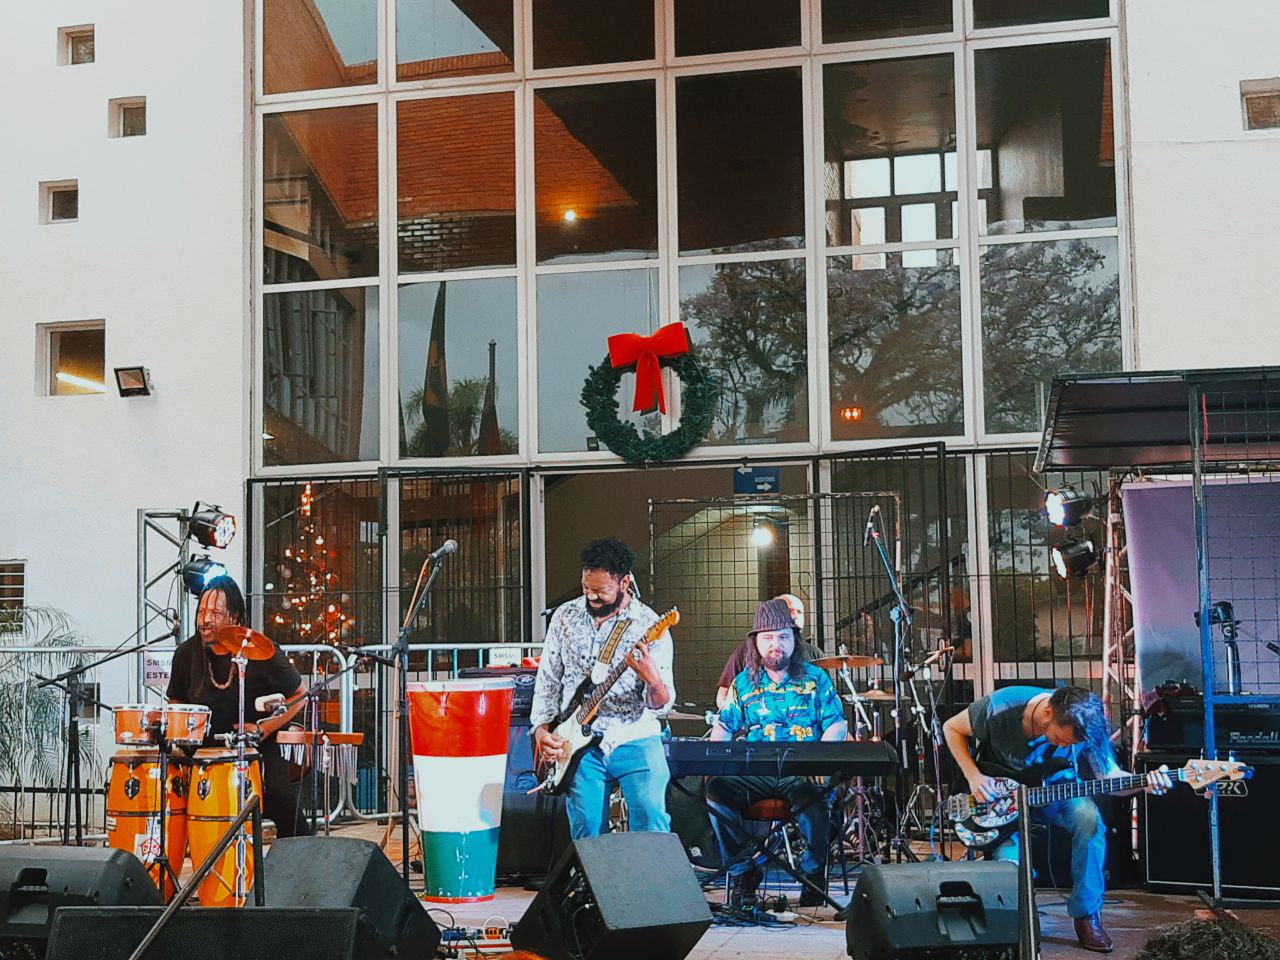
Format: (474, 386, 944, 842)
(512, 832, 711, 960)
(497, 720, 571, 881)
(264, 837, 441, 957)
(846, 862, 1019, 960)
(1138, 751, 1280, 898)
(0, 846, 160, 960)
(45, 907, 360, 960)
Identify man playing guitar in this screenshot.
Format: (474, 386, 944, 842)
(531, 537, 675, 837)
(943, 685, 1173, 953)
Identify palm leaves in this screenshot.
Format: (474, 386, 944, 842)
(0, 606, 103, 834)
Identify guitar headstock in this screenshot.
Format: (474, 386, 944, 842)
(645, 607, 679, 643)
(1180, 758, 1251, 791)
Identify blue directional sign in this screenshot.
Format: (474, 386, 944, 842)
(733, 466, 781, 494)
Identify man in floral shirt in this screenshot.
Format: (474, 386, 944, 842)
(708, 597, 846, 909)
(531, 537, 675, 838)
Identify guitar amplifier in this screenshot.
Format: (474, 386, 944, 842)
(1138, 751, 1280, 898)
(458, 666, 537, 717)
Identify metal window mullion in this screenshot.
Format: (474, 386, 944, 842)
(961, 42, 986, 444)
(970, 452, 995, 694)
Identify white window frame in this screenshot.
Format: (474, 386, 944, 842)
(40, 179, 79, 224)
(36, 319, 107, 398)
(58, 24, 94, 66)
(108, 97, 147, 138)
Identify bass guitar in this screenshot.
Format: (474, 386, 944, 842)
(535, 607, 679, 796)
(946, 756, 1250, 850)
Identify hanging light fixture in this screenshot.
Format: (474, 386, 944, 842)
(750, 520, 775, 549)
(1051, 537, 1096, 579)
(1044, 486, 1094, 527)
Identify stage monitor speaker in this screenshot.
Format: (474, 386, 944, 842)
(44, 907, 359, 960)
(512, 831, 711, 960)
(846, 861, 1019, 960)
(0, 845, 160, 960)
(263, 837, 441, 958)
(1139, 751, 1280, 898)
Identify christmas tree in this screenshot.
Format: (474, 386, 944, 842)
(270, 482, 354, 645)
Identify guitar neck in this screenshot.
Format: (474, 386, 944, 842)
(578, 642, 638, 723)
(1027, 769, 1181, 806)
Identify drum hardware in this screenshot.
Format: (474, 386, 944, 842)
(811, 653, 886, 670)
(892, 644, 954, 861)
(286, 655, 368, 835)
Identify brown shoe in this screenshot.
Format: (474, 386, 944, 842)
(1073, 914, 1114, 953)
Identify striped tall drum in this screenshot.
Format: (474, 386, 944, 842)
(407, 677, 514, 902)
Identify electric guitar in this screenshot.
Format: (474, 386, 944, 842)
(535, 607, 679, 796)
(946, 756, 1250, 850)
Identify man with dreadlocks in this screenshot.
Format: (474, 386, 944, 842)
(943, 686, 1173, 953)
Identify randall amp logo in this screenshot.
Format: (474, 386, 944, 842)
(1229, 730, 1280, 748)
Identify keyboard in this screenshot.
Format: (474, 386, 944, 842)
(664, 737, 898, 778)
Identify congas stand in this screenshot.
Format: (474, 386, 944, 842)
(152, 727, 182, 900)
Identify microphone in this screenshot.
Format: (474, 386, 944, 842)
(863, 504, 880, 547)
(428, 539, 458, 563)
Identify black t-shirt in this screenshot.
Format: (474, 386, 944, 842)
(717, 640, 752, 689)
(167, 636, 303, 738)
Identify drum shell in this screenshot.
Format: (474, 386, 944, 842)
(112, 705, 160, 746)
(104, 750, 188, 901)
(186, 749, 264, 908)
(161, 704, 211, 746)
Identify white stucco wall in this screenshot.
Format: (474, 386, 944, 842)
(0, 2, 250, 703)
(1124, 0, 1280, 370)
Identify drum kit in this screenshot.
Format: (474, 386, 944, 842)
(106, 624, 274, 906)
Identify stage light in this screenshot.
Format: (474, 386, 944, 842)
(1045, 486, 1094, 526)
(113, 366, 153, 397)
(1051, 537, 1096, 579)
(839, 405, 864, 423)
(182, 556, 227, 594)
(189, 502, 236, 549)
(750, 520, 775, 548)
(564, 209, 577, 222)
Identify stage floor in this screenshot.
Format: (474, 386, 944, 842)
(317, 820, 1280, 960)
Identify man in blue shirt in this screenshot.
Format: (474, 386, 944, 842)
(707, 597, 847, 909)
(944, 685, 1171, 953)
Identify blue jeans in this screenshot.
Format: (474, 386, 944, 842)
(564, 736, 671, 838)
(705, 776, 829, 878)
(992, 797, 1105, 918)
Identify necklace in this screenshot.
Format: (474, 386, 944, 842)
(207, 655, 235, 690)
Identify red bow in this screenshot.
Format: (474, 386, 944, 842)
(608, 322, 691, 414)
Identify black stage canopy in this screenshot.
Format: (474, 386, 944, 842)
(1035, 367, 1280, 472)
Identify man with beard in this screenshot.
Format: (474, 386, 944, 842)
(531, 537, 675, 837)
(707, 597, 846, 910)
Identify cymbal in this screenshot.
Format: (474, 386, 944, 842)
(211, 625, 275, 661)
(667, 708, 713, 723)
(812, 654, 884, 670)
(843, 688, 904, 704)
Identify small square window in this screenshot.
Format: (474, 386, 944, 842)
(41, 321, 106, 396)
(40, 180, 79, 223)
(0, 559, 25, 633)
(1241, 79, 1280, 131)
(58, 25, 95, 65)
(109, 97, 147, 138)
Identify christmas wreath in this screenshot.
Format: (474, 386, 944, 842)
(580, 322, 719, 464)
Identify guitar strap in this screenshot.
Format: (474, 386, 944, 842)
(591, 619, 632, 685)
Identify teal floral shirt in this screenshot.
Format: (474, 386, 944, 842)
(718, 662, 844, 742)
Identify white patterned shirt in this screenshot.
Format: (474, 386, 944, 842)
(530, 595, 676, 754)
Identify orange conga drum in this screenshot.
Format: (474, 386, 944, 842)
(106, 748, 188, 900)
(186, 749, 263, 907)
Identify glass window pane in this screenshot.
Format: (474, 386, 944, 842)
(974, 0, 1110, 30)
(975, 41, 1116, 235)
(675, 0, 801, 57)
(679, 258, 808, 445)
(828, 250, 962, 439)
(981, 237, 1120, 434)
(537, 269, 660, 453)
(846, 159, 890, 199)
(677, 69, 805, 256)
(396, 0, 513, 81)
(944, 151, 957, 191)
(824, 56, 955, 247)
(894, 155, 941, 195)
(532, 0, 654, 69)
(50, 188, 78, 222)
(399, 93, 515, 273)
(263, 286, 380, 465)
(264, 106, 379, 284)
(535, 81, 658, 264)
(398, 278, 519, 458)
(900, 202, 938, 243)
(852, 207, 886, 246)
(50, 328, 106, 396)
(822, 0, 952, 43)
(263, 0, 377, 95)
(121, 105, 146, 137)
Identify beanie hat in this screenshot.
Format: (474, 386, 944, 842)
(749, 598, 797, 636)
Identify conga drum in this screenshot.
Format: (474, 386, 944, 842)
(407, 678, 514, 902)
(106, 748, 188, 900)
(186, 749, 263, 907)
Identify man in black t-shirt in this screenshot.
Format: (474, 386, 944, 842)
(167, 576, 311, 837)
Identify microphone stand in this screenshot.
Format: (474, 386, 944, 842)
(35, 632, 176, 845)
(865, 507, 917, 863)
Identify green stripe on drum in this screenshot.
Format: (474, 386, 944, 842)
(419, 827, 501, 902)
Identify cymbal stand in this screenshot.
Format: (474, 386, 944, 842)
(898, 647, 953, 858)
(832, 658, 880, 871)
(233, 640, 255, 907)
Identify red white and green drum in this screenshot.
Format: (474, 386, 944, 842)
(407, 678, 514, 902)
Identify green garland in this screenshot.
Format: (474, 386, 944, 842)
(580, 352, 719, 464)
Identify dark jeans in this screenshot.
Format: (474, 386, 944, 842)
(259, 740, 311, 838)
(705, 775, 829, 878)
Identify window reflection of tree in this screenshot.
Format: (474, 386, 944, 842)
(680, 257, 807, 442)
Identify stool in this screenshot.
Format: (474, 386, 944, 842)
(744, 798, 797, 869)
